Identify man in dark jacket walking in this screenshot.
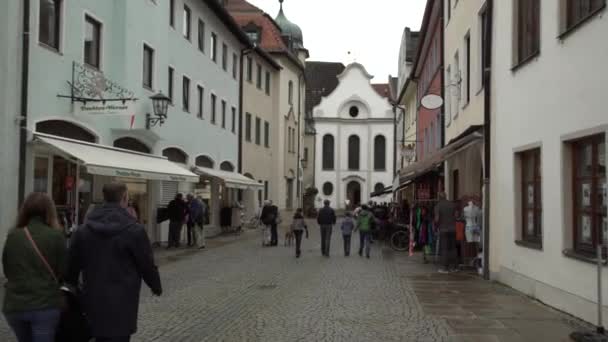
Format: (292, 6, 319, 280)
(317, 200, 336, 257)
(167, 193, 187, 248)
(67, 183, 162, 341)
(260, 200, 279, 246)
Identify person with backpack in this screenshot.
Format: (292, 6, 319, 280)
(67, 183, 162, 341)
(2, 193, 67, 342)
(290, 209, 309, 258)
(340, 212, 355, 256)
(355, 205, 375, 258)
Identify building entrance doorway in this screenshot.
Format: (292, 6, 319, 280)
(346, 181, 361, 208)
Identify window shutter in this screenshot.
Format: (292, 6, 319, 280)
(160, 181, 178, 206)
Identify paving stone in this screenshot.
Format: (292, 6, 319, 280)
(0, 219, 592, 341)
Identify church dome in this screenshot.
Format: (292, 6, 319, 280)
(275, 0, 304, 49)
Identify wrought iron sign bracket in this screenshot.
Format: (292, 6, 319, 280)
(57, 61, 138, 106)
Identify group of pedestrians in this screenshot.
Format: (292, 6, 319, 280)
(166, 193, 208, 249)
(284, 200, 377, 259)
(3, 183, 162, 341)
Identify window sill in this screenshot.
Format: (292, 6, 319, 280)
(476, 86, 484, 96)
(511, 51, 540, 73)
(563, 249, 608, 265)
(143, 85, 154, 92)
(83, 62, 101, 72)
(515, 240, 542, 251)
(559, 5, 606, 41)
(38, 42, 63, 56)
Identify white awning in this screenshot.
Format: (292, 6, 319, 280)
(34, 133, 199, 183)
(193, 166, 264, 190)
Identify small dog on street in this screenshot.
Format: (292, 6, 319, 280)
(284, 230, 295, 246)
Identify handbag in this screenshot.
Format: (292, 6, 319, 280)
(23, 227, 91, 342)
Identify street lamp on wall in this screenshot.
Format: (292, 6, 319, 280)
(146, 92, 171, 129)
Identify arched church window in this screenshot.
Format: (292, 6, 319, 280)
(322, 135, 334, 170)
(374, 135, 386, 171)
(348, 135, 360, 170)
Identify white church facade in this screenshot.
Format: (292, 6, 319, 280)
(313, 63, 394, 210)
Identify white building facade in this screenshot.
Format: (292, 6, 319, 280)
(14, 0, 256, 245)
(313, 63, 394, 210)
(490, 0, 607, 324)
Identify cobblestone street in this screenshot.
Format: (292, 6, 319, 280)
(0, 220, 591, 341)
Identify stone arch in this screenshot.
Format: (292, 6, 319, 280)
(35, 119, 98, 143)
(195, 155, 215, 169)
(113, 137, 151, 154)
(163, 147, 188, 164)
(219, 161, 235, 172)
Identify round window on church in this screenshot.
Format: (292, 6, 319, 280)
(349, 106, 359, 118)
(323, 182, 334, 196)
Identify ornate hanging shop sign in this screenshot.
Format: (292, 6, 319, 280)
(57, 61, 138, 115)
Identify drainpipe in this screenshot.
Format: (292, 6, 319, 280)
(440, 0, 446, 150)
(238, 47, 253, 201)
(392, 102, 397, 179)
(482, 0, 493, 281)
(296, 72, 303, 208)
(18, 0, 31, 205)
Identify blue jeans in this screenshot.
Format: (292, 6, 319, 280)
(5, 308, 61, 342)
(359, 231, 371, 257)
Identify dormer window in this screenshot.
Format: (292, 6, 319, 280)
(243, 23, 261, 45)
(246, 31, 260, 44)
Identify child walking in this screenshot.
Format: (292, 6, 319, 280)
(341, 212, 355, 256)
(291, 208, 308, 258)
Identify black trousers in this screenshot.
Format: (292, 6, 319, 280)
(168, 221, 182, 247)
(294, 230, 304, 256)
(96, 337, 131, 342)
(343, 235, 352, 256)
(270, 223, 278, 246)
(186, 222, 195, 246)
(320, 225, 332, 256)
(440, 231, 457, 269)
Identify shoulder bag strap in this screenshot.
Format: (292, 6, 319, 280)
(23, 227, 58, 283)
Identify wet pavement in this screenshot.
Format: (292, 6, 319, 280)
(0, 219, 591, 341)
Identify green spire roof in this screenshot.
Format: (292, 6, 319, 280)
(275, 0, 304, 49)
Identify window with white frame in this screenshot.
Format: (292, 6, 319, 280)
(84, 15, 102, 69)
(39, 0, 62, 50)
(143, 44, 154, 89)
(183, 5, 191, 40)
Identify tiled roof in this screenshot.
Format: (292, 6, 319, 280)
(232, 14, 287, 51)
(224, 0, 288, 51)
(372, 83, 391, 99)
(223, 0, 263, 12)
(305, 61, 345, 115)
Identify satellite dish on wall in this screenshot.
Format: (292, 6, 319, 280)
(421, 94, 444, 110)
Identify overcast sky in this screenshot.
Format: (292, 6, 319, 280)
(247, 0, 427, 84)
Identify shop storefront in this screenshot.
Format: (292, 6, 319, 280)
(396, 131, 484, 261)
(193, 167, 264, 235)
(31, 133, 199, 241)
